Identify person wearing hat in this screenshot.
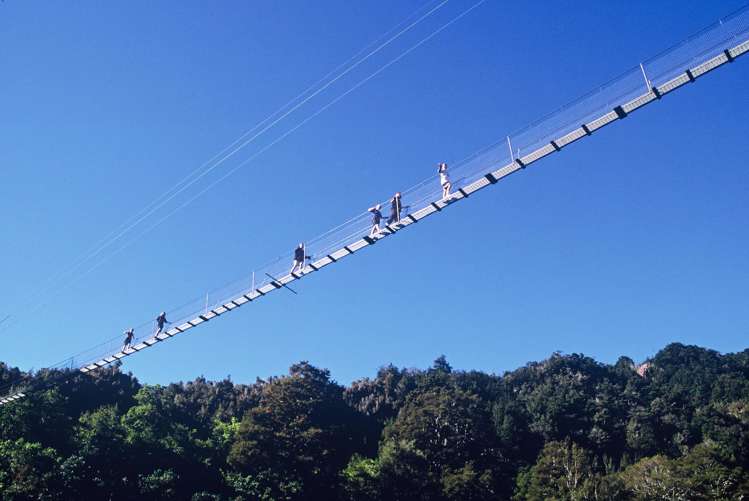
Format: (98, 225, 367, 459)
(387, 192, 402, 225)
(155, 312, 170, 336)
(368, 204, 384, 237)
(122, 328, 134, 351)
(439, 162, 451, 199)
(290, 243, 306, 275)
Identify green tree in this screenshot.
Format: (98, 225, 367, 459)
(619, 455, 685, 500)
(0, 439, 65, 500)
(73, 405, 132, 497)
(441, 462, 495, 501)
(340, 454, 381, 501)
(674, 444, 749, 500)
(121, 385, 226, 498)
(515, 439, 593, 501)
(384, 386, 498, 473)
(377, 439, 438, 501)
(228, 362, 369, 500)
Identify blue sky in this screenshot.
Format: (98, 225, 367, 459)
(1, 0, 747, 386)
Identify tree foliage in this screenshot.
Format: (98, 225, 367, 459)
(0, 343, 748, 499)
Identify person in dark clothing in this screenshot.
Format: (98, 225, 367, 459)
(155, 312, 170, 336)
(387, 192, 402, 225)
(290, 243, 306, 275)
(122, 328, 134, 351)
(368, 204, 383, 237)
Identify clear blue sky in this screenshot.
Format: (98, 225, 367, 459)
(1, 1, 747, 386)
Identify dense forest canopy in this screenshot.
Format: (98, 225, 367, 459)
(1, 342, 749, 500)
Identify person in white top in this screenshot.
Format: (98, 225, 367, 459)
(438, 162, 451, 199)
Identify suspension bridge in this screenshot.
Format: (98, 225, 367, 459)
(1, 6, 748, 406)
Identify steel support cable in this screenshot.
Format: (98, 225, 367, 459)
(49, 176, 440, 377)
(80, 0, 451, 246)
(0, 0, 450, 336)
(67, 0, 451, 259)
(1, 123, 277, 334)
(82, 136, 499, 344)
(2, 0, 494, 378)
(1, 0, 447, 331)
(95, 0, 742, 321)
(5, 3, 747, 404)
(38, 0, 489, 295)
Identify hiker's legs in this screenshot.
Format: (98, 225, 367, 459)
(291, 260, 302, 274)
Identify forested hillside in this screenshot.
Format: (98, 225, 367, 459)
(1, 342, 748, 500)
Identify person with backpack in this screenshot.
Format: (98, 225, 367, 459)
(122, 328, 134, 351)
(155, 312, 170, 336)
(290, 243, 306, 275)
(368, 204, 383, 237)
(387, 192, 402, 225)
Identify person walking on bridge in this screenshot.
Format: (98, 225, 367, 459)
(439, 162, 452, 199)
(290, 243, 306, 275)
(387, 192, 402, 226)
(368, 204, 383, 237)
(154, 312, 170, 336)
(122, 328, 134, 351)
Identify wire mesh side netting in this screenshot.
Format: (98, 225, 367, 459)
(643, 6, 749, 88)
